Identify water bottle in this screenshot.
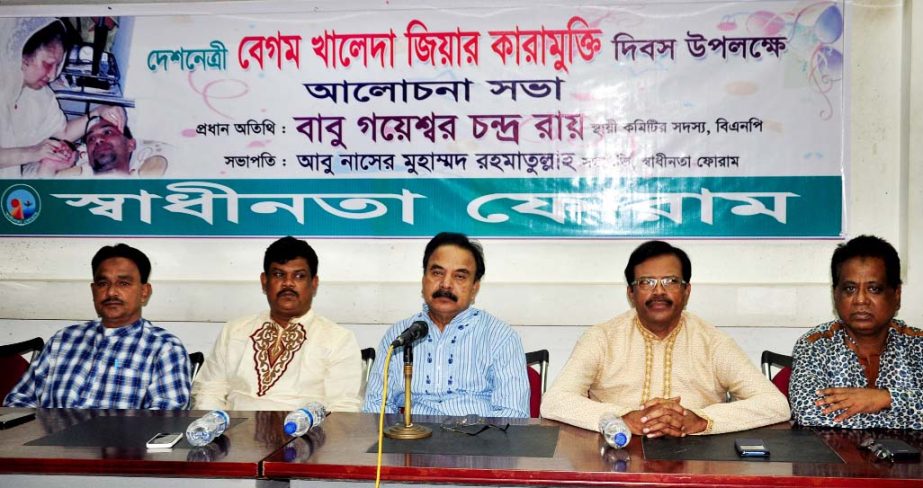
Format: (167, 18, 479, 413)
(598, 413, 631, 449)
(283, 401, 327, 437)
(186, 410, 230, 447)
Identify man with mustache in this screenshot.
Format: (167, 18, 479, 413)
(791, 235, 922, 429)
(542, 240, 789, 436)
(4, 244, 191, 409)
(192, 236, 362, 411)
(362, 232, 530, 417)
(53, 118, 168, 177)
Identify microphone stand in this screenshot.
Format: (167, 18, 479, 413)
(384, 341, 432, 440)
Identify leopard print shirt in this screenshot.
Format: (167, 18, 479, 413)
(791, 319, 923, 430)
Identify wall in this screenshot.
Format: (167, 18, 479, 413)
(0, 0, 918, 386)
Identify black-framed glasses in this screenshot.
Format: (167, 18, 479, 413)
(630, 276, 687, 291)
(440, 414, 510, 436)
(861, 438, 895, 462)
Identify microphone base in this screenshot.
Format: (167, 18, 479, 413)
(384, 422, 432, 440)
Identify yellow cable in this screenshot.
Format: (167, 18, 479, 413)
(374, 344, 395, 488)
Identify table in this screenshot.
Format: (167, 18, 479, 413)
(3, 408, 923, 487)
(0, 407, 292, 487)
(262, 412, 923, 487)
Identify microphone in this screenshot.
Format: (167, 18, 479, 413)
(390, 321, 428, 347)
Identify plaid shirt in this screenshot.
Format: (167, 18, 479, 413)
(4, 319, 190, 409)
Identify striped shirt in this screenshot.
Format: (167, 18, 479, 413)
(362, 306, 529, 418)
(4, 319, 190, 409)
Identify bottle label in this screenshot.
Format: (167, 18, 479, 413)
(299, 408, 315, 428)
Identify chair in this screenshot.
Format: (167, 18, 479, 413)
(761, 350, 793, 399)
(525, 349, 550, 418)
(188, 352, 205, 381)
(361, 348, 376, 382)
(0, 337, 44, 401)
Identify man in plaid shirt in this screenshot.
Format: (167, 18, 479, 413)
(4, 244, 190, 409)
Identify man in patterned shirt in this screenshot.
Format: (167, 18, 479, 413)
(192, 236, 362, 411)
(362, 232, 530, 417)
(791, 235, 923, 429)
(4, 244, 190, 409)
(542, 240, 790, 436)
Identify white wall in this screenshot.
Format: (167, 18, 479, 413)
(0, 0, 919, 386)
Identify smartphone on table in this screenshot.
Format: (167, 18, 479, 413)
(735, 438, 770, 458)
(0, 411, 36, 429)
(146, 432, 184, 449)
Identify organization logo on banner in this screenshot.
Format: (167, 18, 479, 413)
(2, 184, 41, 226)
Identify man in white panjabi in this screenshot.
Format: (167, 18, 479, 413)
(542, 240, 790, 437)
(192, 236, 361, 411)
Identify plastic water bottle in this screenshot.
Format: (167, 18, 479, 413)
(283, 402, 327, 437)
(598, 413, 631, 449)
(186, 410, 230, 447)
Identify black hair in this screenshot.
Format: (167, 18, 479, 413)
(423, 232, 485, 282)
(88, 120, 134, 141)
(22, 20, 68, 59)
(91, 243, 152, 284)
(831, 235, 902, 289)
(624, 240, 692, 284)
(264, 236, 319, 277)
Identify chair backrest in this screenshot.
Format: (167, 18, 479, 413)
(188, 352, 205, 381)
(0, 337, 44, 401)
(760, 350, 793, 380)
(525, 349, 549, 418)
(0, 337, 44, 363)
(359, 347, 376, 396)
(761, 350, 793, 399)
(360, 347, 376, 381)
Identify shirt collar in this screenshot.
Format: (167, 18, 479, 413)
(94, 318, 146, 336)
(419, 303, 480, 329)
(264, 308, 315, 328)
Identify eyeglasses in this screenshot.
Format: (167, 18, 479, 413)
(630, 276, 687, 291)
(440, 414, 510, 436)
(861, 438, 895, 462)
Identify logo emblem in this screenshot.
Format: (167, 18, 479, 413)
(2, 184, 41, 226)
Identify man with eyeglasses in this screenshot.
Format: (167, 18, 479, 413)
(542, 240, 789, 437)
(191, 236, 362, 411)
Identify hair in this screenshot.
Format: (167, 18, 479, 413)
(623, 240, 692, 284)
(264, 236, 319, 277)
(831, 235, 902, 289)
(22, 20, 68, 59)
(422, 232, 486, 282)
(91, 243, 152, 284)
(87, 120, 134, 141)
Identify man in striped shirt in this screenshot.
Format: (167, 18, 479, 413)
(363, 232, 529, 418)
(4, 244, 190, 409)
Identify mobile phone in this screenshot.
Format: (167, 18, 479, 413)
(735, 438, 770, 458)
(0, 411, 36, 429)
(877, 439, 922, 461)
(146, 432, 184, 449)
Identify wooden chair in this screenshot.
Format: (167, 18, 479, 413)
(761, 350, 793, 399)
(0, 337, 45, 400)
(525, 349, 550, 418)
(188, 352, 205, 381)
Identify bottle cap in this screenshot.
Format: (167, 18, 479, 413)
(284, 421, 297, 436)
(613, 432, 629, 448)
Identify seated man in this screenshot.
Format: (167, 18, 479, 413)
(791, 235, 922, 429)
(4, 244, 190, 409)
(192, 236, 362, 411)
(362, 232, 529, 418)
(542, 240, 790, 436)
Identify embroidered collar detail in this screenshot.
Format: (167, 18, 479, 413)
(250, 320, 307, 396)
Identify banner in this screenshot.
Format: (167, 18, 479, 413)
(0, 1, 847, 237)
